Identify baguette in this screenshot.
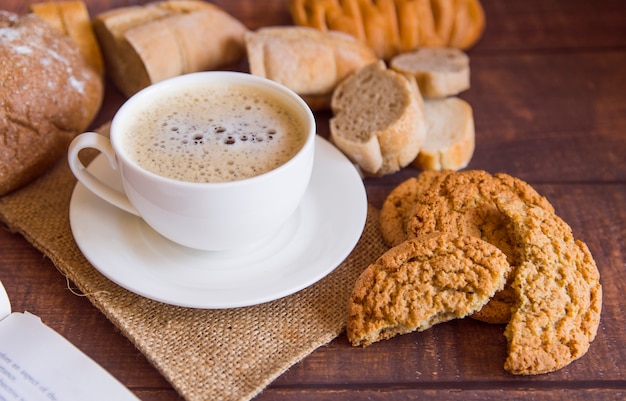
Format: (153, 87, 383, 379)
(330, 60, 426, 176)
(390, 46, 469, 98)
(290, 0, 485, 59)
(93, 1, 247, 97)
(245, 26, 377, 111)
(413, 97, 475, 171)
(29, 1, 104, 77)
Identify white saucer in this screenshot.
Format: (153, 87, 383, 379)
(69, 136, 367, 309)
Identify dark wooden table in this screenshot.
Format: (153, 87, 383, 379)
(1, 0, 625, 400)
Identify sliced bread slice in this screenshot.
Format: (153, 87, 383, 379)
(390, 46, 469, 98)
(413, 96, 475, 171)
(330, 60, 426, 176)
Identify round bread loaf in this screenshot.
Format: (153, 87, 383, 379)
(0, 11, 103, 196)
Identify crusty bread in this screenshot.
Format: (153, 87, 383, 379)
(152, 0, 212, 13)
(448, 0, 486, 49)
(0, 11, 103, 195)
(93, 1, 248, 97)
(30, 1, 105, 78)
(245, 26, 378, 111)
(413, 97, 475, 171)
(28, 2, 64, 31)
(93, 5, 172, 97)
(289, 0, 485, 59)
(390, 47, 470, 98)
(330, 60, 426, 176)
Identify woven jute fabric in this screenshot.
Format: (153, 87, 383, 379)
(0, 127, 388, 401)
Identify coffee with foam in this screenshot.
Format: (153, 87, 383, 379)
(124, 82, 307, 183)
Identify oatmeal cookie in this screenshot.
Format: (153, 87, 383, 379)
(405, 170, 554, 323)
(347, 232, 511, 347)
(379, 170, 451, 247)
(497, 194, 602, 375)
(406, 170, 554, 254)
(470, 286, 517, 324)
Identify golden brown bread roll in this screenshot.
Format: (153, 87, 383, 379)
(289, 0, 485, 59)
(0, 11, 103, 196)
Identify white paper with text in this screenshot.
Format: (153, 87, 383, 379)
(0, 280, 140, 401)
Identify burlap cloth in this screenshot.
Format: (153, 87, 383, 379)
(0, 127, 388, 401)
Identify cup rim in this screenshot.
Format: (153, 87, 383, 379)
(109, 71, 316, 187)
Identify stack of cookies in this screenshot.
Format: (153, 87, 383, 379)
(347, 170, 602, 376)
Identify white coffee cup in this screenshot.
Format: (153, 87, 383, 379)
(68, 72, 315, 251)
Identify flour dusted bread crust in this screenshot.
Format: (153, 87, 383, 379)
(390, 47, 470, 98)
(245, 26, 377, 111)
(93, 1, 247, 97)
(347, 232, 510, 347)
(290, 0, 485, 59)
(29, 1, 104, 77)
(0, 11, 103, 196)
(330, 60, 426, 176)
(413, 97, 475, 171)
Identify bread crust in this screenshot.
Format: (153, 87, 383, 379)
(390, 47, 470, 98)
(93, 6, 171, 96)
(29, 1, 105, 77)
(330, 61, 426, 175)
(93, 1, 247, 97)
(413, 97, 475, 171)
(290, 0, 485, 59)
(245, 26, 377, 111)
(0, 11, 103, 195)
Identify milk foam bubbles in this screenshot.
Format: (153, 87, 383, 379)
(123, 83, 306, 183)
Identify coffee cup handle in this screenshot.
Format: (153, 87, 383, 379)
(68, 132, 140, 216)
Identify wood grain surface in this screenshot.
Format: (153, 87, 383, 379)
(1, 1, 625, 400)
